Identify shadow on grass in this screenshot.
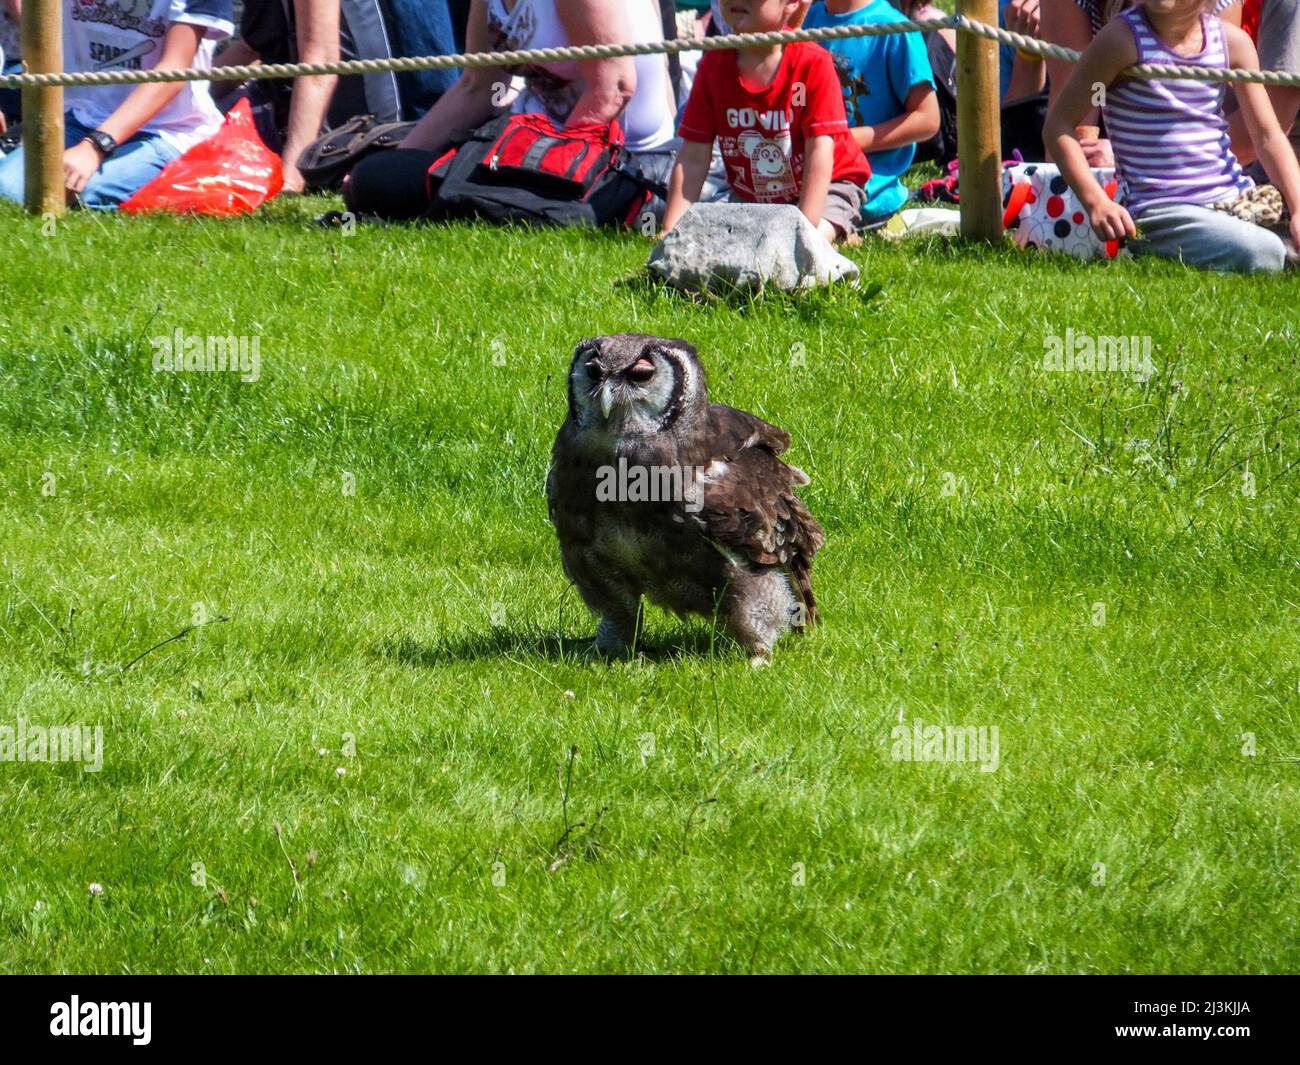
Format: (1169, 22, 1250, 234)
(375, 625, 740, 667)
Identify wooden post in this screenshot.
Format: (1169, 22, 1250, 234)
(21, 0, 65, 218)
(955, 0, 1002, 241)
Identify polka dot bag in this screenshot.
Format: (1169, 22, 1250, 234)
(1001, 163, 1128, 261)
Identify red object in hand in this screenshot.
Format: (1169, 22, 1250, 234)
(121, 99, 283, 216)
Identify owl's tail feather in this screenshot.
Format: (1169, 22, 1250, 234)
(790, 562, 819, 628)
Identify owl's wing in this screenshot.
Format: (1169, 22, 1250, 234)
(704, 404, 792, 460)
(546, 423, 594, 581)
(689, 405, 825, 618)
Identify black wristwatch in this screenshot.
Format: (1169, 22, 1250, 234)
(83, 130, 119, 158)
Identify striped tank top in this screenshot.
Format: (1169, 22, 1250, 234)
(1102, 9, 1252, 215)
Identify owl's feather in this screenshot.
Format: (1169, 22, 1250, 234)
(686, 405, 825, 622)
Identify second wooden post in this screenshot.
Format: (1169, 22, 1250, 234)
(955, 1, 1002, 241)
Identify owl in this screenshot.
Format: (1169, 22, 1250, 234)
(545, 333, 825, 665)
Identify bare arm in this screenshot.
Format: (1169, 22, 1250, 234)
(210, 39, 262, 100)
(799, 132, 834, 229)
(1224, 0, 1299, 163)
(1242, 83, 1300, 161)
(1043, 19, 1137, 241)
(1227, 25, 1300, 246)
(1229, 85, 1300, 164)
(1002, 0, 1047, 103)
(661, 138, 712, 234)
(96, 22, 204, 145)
(1041, 0, 1093, 117)
(554, 0, 637, 127)
(1040, 0, 1113, 164)
(851, 83, 939, 153)
(278, 0, 340, 190)
(63, 22, 204, 195)
(1005, 54, 1048, 104)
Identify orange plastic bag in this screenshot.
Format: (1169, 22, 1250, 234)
(121, 99, 283, 216)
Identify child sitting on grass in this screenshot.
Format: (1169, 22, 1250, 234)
(662, 0, 871, 242)
(0, 0, 232, 209)
(803, 0, 940, 226)
(1044, 0, 1300, 273)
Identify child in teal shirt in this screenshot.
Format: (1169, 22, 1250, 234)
(804, 0, 939, 223)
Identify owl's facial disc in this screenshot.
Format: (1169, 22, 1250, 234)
(595, 357, 657, 418)
(569, 335, 699, 436)
(608, 349, 675, 433)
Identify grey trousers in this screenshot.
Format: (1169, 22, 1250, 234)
(1131, 201, 1287, 274)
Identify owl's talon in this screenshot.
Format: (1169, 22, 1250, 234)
(584, 639, 635, 663)
(593, 616, 637, 660)
(748, 653, 772, 668)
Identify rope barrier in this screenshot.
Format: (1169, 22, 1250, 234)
(953, 15, 1300, 86)
(2, 16, 1298, 92)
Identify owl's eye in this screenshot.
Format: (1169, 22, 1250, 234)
(584, 359, 602, 380)
(627, 358, 656, 384)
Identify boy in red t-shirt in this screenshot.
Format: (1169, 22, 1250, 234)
(662, 0, 871, 242)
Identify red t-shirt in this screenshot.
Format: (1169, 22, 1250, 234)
(678, 41, 870, 204)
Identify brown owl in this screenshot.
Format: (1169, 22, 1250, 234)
(545, 334, 825, 665)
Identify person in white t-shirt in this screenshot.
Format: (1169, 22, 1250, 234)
(0, 0, 233, 209)
(347, 0, 682, 221)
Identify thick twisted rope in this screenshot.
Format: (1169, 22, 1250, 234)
(1, 16, 1297, 91)
(953, 15, 1300, 86)
(3, 18, 950, 89)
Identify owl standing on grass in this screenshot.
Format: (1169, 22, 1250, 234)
(546, 334, 825, 665)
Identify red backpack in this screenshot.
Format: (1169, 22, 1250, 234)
(423, 113, 663, 229)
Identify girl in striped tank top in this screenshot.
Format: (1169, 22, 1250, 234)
(1044, 0, 1300, 272)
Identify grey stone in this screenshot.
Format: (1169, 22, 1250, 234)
(647, 202, 860, 294)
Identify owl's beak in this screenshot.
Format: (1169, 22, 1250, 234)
(599, 382, 615, 418)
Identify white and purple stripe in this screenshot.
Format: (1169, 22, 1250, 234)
(1103, 8, 1252, 215)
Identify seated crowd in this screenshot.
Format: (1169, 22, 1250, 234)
(0, 0, 1297, 272)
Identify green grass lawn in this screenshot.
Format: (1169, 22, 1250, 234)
(0, 196, 1296, 973)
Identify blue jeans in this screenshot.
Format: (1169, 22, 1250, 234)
(1130, 201, 1286, 274)
(342, 0, 460, 121)
(0, 115, 180, 210)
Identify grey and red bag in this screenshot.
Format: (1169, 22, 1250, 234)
(422, 113, 661, 229)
